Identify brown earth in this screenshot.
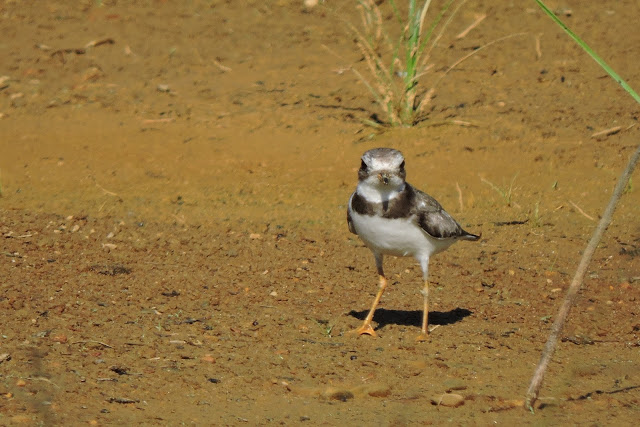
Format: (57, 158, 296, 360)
(1, 1, 640, 425)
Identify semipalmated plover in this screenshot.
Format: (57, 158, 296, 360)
(347, 148, 480, 341)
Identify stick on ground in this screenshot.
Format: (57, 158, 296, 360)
(525, 142, 640, 411)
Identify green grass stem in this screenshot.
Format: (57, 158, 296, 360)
(535, 0, 640, 104)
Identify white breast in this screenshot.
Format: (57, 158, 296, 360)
(349, 209, 454, 259)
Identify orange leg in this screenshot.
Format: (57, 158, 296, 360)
(416, 280, 429, 342)
(354, 274, 387, 337)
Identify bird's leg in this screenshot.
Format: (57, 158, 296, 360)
(416, 257, 430, 342)
(354, 254, 386, 337)
(416, 280, 429, 342)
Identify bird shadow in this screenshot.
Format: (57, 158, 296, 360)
(348, 307, 472, 331)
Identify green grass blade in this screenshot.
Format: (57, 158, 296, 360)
(535, 0, 640, 104)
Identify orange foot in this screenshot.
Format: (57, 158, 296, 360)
(348, 323, 377, 337)
(415, 332, 429, 342)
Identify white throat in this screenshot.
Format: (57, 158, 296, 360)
(357, 181, 405, 204)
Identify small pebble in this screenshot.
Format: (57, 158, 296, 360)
(443, 379, 467, 392)
(434, 393, 465, 407)
(201, 354, 215, 364)
(328, 390, 354, 402)
(51, 334, 68, 343)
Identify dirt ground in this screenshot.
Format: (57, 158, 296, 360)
(1, 0, 640, 425)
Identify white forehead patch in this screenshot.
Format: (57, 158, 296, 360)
(362, 148, 405, 171)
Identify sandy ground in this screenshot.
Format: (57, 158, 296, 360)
(1, 1, 640, 425)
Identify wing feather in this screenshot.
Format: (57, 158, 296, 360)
(410, 186, 476, 240)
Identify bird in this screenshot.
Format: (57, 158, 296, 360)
(347, 147, 480, 341)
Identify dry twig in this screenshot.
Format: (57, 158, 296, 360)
(72, 340, 114, 349)
(591, 126, 622, 138)
(456, 182, 464, 212)
(455, 13, 486, 39)
(535, 33, 543, 59)
(569, 200, 595, 221)
(526, 142, 640, 410)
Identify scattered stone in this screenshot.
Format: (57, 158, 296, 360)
(304, 0, 319, 9)
(161, 290, 180, 297)
(443, 379, 467, 392)
(110, 366, 130, 375)
(51, 334, 68, 344)
(102, 243, 117, 251)
(352, 383, 392, 398)
(433, 393, 465, 407)
(107, 397, 139, 404)
(82, 67, 103, 82)
(322, 387, 354, 402)
(562, 335, 594, 345)
(89, 264, 131, 276)
(10, 415, 32, 424)
(201, 354, 215, 364)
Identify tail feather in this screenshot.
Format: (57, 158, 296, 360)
(461, 231, 481, 241)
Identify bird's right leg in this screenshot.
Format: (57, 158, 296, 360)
(355, 253, 386, 337)
(416, 256, 430, 342)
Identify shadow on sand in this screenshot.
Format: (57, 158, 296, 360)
(348, 307, 472, 331)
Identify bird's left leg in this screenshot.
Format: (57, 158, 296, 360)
(416, 256, 430, 342)
(355, 253, 386, 337)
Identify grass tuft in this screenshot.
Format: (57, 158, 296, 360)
(340, 0, 523, 127)
(481, 173, 518, 207)
(346, 0, 460, 126)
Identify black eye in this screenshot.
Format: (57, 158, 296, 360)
(360, 160, 367, 170)
(399, 160, 405, 170)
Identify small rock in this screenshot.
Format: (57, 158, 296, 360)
(82, 67, 103, 82)
(443, 379, 467, 392)
(327, 390, 354, 402)
(201, 354, 215, 364)
(321, 386, 355, 402)
(10, 415, 32, 424)
(51, 334, 68, 343)
(304, 0, 319, 9)
(353, 383, 391, 398)
(433, 393, 465, 407)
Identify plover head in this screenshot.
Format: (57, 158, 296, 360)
(358, 148, 406, 190)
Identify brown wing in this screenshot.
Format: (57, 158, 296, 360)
(410, 185, 478, 240)
(347, 193, 357, 234)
